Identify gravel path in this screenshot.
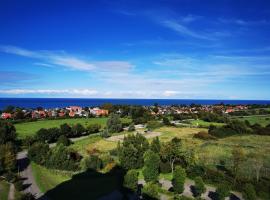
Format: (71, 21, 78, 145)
(8, 183, 15, 200)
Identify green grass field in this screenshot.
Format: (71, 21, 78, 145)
(189, 119, 225, 127)
(232, 115, 270, 127)
(15, 117, 130, 138)
(0, 180, 10, 200)
(31, 162, 72, 193)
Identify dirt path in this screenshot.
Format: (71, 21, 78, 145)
(17, 151, 48, 200)
(8, 183, 14, 200)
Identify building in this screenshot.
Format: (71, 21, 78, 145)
(1, 113, 12, 119)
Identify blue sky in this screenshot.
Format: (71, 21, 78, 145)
(0, 0, 270, 99)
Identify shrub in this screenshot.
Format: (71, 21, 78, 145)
(3, 171, 16, 183)
(100, 128, 111, 138)
(159, 161, 171, 173)
(28, 142, 50, 165)
(87, 124, 101, 134)
(123, 169, 138, 192)
(174, 195, 194, 200)
(84, 155, 103, 170)
(216, 183, 230, 200)
(57, 135, 71, 146)
(128, 123, 135, 132)
(18, 193, 36, 200)
(172, 166, 186, 194)
(194, 176, 206, 197)
(142, 150, 160, 182)
(14, 179, 24, 191)
(243, 183, 256, 200)
(150, 137, 161, 154)
(193, 131, 216, 140)
(107, 114, 122, 133)
(142, 182, 159, 199)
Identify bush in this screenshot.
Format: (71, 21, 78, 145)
(160, 161, 171, 173)
(172, 166, 186, 194)
(100, 128, 111, 138)
(18, 193, 36, 200)
(123, 169, 138, 192)
(57, 135, 71, 146)
(107, 114, 122, 133)
(174, 195, 194, 200)
(3, 171, 16, 183)
(142, 182, 159, 199)
(87, 124, 101, 134)
(243, 183, 256, 200)
(28, 142, 50, 165)
(14, 179, 24, 191)
(193, 131, 216, 140)
(128, 123, 135, 132)
(194, 176, 206, 197)
(84, 155, 103, 170)
(216, 183, 230, 200)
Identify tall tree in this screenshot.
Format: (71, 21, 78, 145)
(142, 150, 160, 182)
(123, 169, 139, 192)
(172, 166, 186, 194)
(107, 114, 122, 133)
(0, 121, 17, 145)
(150, 137, 161, 154)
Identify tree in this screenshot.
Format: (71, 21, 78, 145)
(123, 169, 138, 192)
(60, 123, 72, 136)
(87, 124, 101, 134)
(36, 128, 49, 142)
(107, 114, 122, 133)
(28, 142, 50, 165)
(216, 183, 230, 200)
(172, 166, 186, 194)
(84, 155, 103, 170)
(71, 123, 85, 137)
(142, 150, 160, 182)
(249, 152, 264, 182)
(128, 123, 135, 132)
(160, 138, 184, 173)
(163, 117, 171, 126)
(243, 183, 256, 200)
(150, 137, 161, 154)
(0, 143, 16, 173)
(118, 133, 149, 169)
(142, 182, 159, 199)
(0, 121, 17, 145)
(146, 121, 162, 131)
(194, 176, 206, 197)
(57, 135, 71, 146)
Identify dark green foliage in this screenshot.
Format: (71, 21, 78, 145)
(71, 123, 86, 137)
(36, 128, 49, 142)
(0, 143, 16, 173)
(107, 114, 122, 133)
(46, 144, 81, 171)
(28, 142, 50, 165)
(174, 195, 194, 200)
(150, 137, 161, 154)
(146, 120, 162, 130)
(57, 135, 71, 146)
(142, 150, 160, 182)
(0, 121, 17, 145)
(216, 183, 230, 200)
(14, 179, 24, 191)
(118, 133, 149, 169)
(243, 183, 256, 200)
(199, 112, 227, 123)
(130, 106, 153, 124)
(163, 117, 171, 125)
(22, 136, 37, 148)
(84, 155, 103, 170)
(142, 182, 159, 199)
(87, 124, 101, 134)
(17, 193, 36, 200)
(128, 123, 135, 132)
(193, 131, 216, 140)
(123, 169, 138, 192)
(60, 123, 72, 136)
(159, 161, 171, 173)
(100, 128, 111, 138)
(172, 166, 186, 194)
(194, 176, 206, 197)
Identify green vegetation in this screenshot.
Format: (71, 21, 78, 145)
(15, 117, 130, 138)
(0, 180, 10, 200)
(190, 119, 225, 127)
(232, 114, 270, 127)
(123, 169, 138, 192)
(31, 162, 71, 193)
(172, 166, 186, 194)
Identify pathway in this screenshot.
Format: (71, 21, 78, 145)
(8, 183, 14, 200)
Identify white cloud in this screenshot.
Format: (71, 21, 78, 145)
(163, 90, 179, 97)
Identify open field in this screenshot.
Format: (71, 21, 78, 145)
(232, 115, 270, 127)
(0, 180, 10, 200)
(15, 117, 131, 138)
(189, 119, 225, 127)
(31, 162, 72, 193)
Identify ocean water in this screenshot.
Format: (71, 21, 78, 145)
(0, 98, 270, 109)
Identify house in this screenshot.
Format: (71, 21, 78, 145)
(90, 107, 109, 116)
(1, 113, 12, 119)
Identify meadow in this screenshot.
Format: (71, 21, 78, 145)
(189, 119, 225, 127)
(15, 117, 130, 138)
(232, 114, 270, 127)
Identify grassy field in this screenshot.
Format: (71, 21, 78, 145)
(0, 180, 10, 200)
(232, 115, 270, 127)
(31, 162, 72, 193)
(189, 119, 225, 127)
(15, 117, 130, 138)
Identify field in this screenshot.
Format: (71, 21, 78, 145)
(232, 115, 270, 127)
(15, 117, 130, 138)
(0, 180, 10, 200)
(189, 119, 225, 127)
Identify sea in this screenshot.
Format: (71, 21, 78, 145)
(0, 98, 270, 109)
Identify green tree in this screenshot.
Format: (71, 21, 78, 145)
(0, 121, 17, 145)
(194, 176, 206, 197)
(60, 123, 72, 136)
(150, 137, 161, 154)
(142, 182, 159, 199)
(172, 166, 186, 194)
(84, 155, 103, 170)
(71, 123, 85, 137)
(123, 169, 138, 192)
(119, 133, 149, 169)
(163, 117, 171, 125)
(28, 142, 50, 165)
(57, 135, 71, 146)
(243, 184, 256, 200)
(107, 114, 122, 133)
(36, 128, 49, 142)
(87, 124, 101, 134)
(0, 143, 16, 173)
(216, 183, 230, 200)
(128, 123, 135, 132)
(142, 150, 160, 182)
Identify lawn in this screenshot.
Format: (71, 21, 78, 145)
(31, 162, 72, 193)
(15, 117, 131, 138)
(0, 180, 10, 200)
(232, 115, 270, 127)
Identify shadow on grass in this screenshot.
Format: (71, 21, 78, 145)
(38, 166, 126, 200)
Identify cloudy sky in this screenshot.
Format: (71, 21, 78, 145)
(0, 0, 270, 99)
